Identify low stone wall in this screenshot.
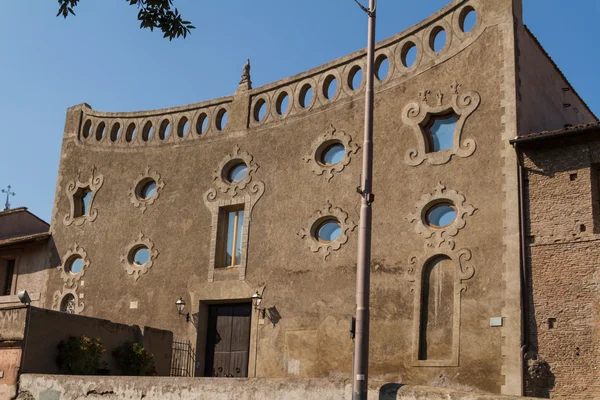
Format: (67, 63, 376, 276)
(17, 375, 532, 400)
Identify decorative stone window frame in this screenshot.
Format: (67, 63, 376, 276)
(213, 146, 260, 196)
(203, 181, 265, 282)
(402, 81, 481, 166)
(59, 243, 90, 288)
(297, 201, 357, 261)
(129, 167, 165, 213)
(53, 287, 85, 314)
(302, 125, 360, 182)
(63, 166, 104, 226)
(406, 241, 475, 367)
(120, 233, 159, 281)
(406, 182, 476, 247)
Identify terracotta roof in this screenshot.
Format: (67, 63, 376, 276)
(0, 207, 49, 226)
(0, 232, 51, 248)
(511, 120, 600, 144)
(0, 207, 29, 217)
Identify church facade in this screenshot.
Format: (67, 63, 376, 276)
(41, 0, 598, 397)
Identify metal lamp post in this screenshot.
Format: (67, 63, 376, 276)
(353, 0, 376, 399)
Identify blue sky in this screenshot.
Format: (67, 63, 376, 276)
(1, 1, 598, 222)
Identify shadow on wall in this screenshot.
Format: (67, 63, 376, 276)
(379, 383, 404, 400)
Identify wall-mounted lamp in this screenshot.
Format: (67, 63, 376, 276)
(18, 290, 31, 305)
(251, 290, 265, 318)
(175, 297, 190, 322)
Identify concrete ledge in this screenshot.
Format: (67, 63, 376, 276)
(17, 375, 533, 400)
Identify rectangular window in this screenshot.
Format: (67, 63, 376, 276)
(1, 259, 15, 296)
(74, 187, 92, 217)
(221, 208, 245, 268)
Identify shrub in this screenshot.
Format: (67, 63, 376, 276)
(56, 335, 106, 375)
(112, 341, 156, 376)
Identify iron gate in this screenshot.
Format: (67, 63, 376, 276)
(170, 338, 196, 377)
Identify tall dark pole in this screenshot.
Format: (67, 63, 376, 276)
(353, 0, 375, 399)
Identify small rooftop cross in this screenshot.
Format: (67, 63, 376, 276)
(1, 185, 15, 211)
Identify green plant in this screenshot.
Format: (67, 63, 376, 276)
(56, 335, 106, 375)
(112, 341, 157, 376)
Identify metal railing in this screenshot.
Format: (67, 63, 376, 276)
(170, 338, 196, 377)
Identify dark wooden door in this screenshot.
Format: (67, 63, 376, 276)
(204, 303, 252, 377)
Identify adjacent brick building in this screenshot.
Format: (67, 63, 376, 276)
(513, 123, 600, 398)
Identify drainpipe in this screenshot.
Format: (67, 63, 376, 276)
(514, 142, 529, 395)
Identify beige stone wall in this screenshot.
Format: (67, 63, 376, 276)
(16, 375, 534, 400)
(45, 0, 534, 393)
(522, 139, 600, 398)
(516, 25, 596, 136)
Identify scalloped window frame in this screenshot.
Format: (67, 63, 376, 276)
(302, 125, 360, 182)
(119, 233, 159, 281)
(59, 243, 90, 288)
(129, 167, 165, 213)
(297, 201, 357, 261)
(402, 82, 481, 166)
(63, 167, 104, 226)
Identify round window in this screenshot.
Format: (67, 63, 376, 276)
(228, 163, 248, 183)
(316, 219, 342, 242)
(140, 180, 157, 199)
(321, 143, 346, 165)
(66, 256, 84, 275)
(132, 247, 150, 266)
(426, 203, 457, 227)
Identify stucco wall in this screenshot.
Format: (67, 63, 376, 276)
(521, 137, 600, 398)
(22, 307, 173, 376)
(0, 241, 52, 308)
(45, 0, 527, 394)
(516, 25, 596, 136)
(16, 375, 532, 400)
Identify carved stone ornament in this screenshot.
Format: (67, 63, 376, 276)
(402, 81, 481, 166)
(59, 243, 90, 288)
(406, 182, 476, 247)
(302, 125, 360, 182)
(63, 166, 104, 226)
(213, 145, 259, 196)
(297, 201, 358, 261)
(120, 233, 159, 281)
(52, 287, 85, 314)
(406, 240, 475, 367)
(129, 166, 165, 213)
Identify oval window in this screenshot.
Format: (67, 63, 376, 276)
(140, 180, 157, 199)
(228, 163, 248, 183)
(321, 143, 346, 165)
(67, 257, 84, 274)
(133, 247, 150, 266)
(426, 203, 457, 227)
(317, 220, 342, 242)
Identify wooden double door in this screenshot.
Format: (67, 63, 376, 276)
(204, 303, 252, 377)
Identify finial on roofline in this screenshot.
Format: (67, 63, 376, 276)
(238, 58, 252, 91)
